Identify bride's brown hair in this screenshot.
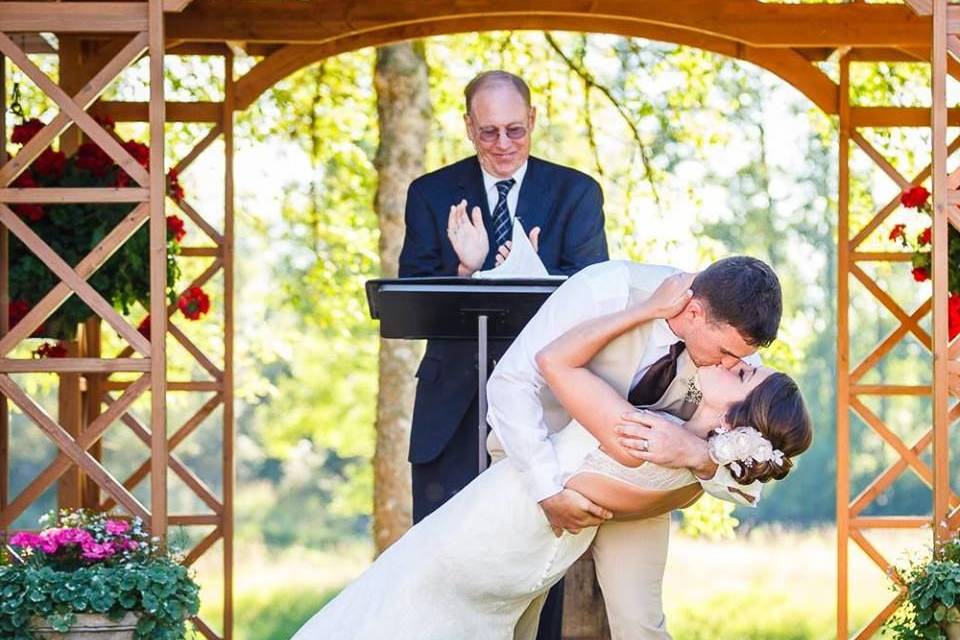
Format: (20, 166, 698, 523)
(715, 372, 813, 485)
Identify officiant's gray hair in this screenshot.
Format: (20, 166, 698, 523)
(691, 256, 782, 348)
(464, 71, 531, 113)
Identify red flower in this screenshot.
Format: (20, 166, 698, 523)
(901, 185, 930, 209)
(114, 171, 131, 188)
(14, 204, 45, 222)
(137, 315, 151, 340)
(11, 119, 44, 145)
(122, 140, 150, 168)
(950, 293, 960, 340)
(889, 224, 907, 242)
(75, 142, 113, 177)
(918, 227, 932, 246)
(32, 149, 66, 179)
(166, 215, 186, 243)
(912, 266, 930, 282)
(9, 299, 45, 337)
(10, 171, 44, 221)
(178, 286, 210, 321)
(166, 169, 185, 203)
(34, 341, 68, 358)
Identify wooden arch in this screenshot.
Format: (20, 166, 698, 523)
(1, 2, 956, 639)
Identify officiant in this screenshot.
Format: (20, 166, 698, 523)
(398, 69, 608, 640)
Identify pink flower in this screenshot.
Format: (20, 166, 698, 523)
(81, 540, 117, 561)
(105, 519, 130, 535)
(9, 531, 42, 549)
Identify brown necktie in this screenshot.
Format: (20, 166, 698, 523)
(628, 341, 686, 407)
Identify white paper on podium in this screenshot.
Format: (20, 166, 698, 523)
(474, 219, 563, 279)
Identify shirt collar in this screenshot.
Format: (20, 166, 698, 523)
(480, 160, 528, 194)
(650, 317, 681, 349)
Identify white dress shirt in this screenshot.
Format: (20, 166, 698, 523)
(487, 260, 763, 507)
(480, 161, 527, 223)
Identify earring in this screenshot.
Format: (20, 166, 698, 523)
(683, 376, 703, 406)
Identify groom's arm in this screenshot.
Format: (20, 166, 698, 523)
(487, 262, 632, 503)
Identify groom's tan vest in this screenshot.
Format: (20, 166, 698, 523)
(487, 263, 697, 461)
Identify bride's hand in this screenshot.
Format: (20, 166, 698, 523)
(643, 271, 696, 319)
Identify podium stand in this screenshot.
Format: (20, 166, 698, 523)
(366, 276, 565, 472)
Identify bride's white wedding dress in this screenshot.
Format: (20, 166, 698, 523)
(291, 421, 696, 640)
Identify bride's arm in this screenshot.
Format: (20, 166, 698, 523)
(536, 274, 693, 468)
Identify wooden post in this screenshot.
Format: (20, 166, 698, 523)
(562, 553, 610, 640)
(931, 0, 951, 550)
(83, 317, 102, 508)
(836, 52, 851, 640)
(57, 336, 84, 510)
(222, 48, 235, 640)
(0, 51, 8, 519)
(148, 0, 167, 536)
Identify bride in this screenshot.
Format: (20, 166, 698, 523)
(292, 278, 813, 640)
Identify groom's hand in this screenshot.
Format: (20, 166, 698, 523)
(616, 411, 718, 479)
(539, 488, 612, 537)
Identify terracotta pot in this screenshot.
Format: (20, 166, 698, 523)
(32, 612, 139, 640)
(945, 621, 960, 640)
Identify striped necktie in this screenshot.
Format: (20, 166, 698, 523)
(492, 178, 516, 249)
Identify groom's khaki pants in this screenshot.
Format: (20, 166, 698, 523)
(514, 513, 672, 640)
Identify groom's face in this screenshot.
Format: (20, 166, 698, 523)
(680, 300, 757, 369)
(465, 84, 535, 179)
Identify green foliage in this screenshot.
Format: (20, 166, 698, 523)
(0, 510, 200, 640)
(678, 496, 738, 540)
(886, 537, 960, 640)
(8, 119, 182, 340)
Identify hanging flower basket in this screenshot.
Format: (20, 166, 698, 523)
(7, 118, 211, 353)
(889, 185, 960, 339)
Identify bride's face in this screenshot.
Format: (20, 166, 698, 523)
(696, 362, 774, 409)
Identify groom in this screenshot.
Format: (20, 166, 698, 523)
(487, 256, 782, 639)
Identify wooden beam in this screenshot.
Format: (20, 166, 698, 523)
(851, 106, 960, 127)
(0, 3, 148, 33)
(91, 100, 222, 123)
(0, 359, 150, 373)
(168, 1, 932, 48)
(164, 0, 196, 12)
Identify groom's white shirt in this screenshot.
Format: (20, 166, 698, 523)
(487, 260, 762, 506)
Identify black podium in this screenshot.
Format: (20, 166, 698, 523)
(366, 276, 565, 472)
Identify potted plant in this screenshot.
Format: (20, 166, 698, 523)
(0, 509, 200, 639)
(886, 535, 960, 639)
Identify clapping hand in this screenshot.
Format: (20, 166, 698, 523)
(493, 227, 542, 266)
(447, 199, 488, 274)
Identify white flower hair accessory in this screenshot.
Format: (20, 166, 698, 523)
(708, 426, 785, 478)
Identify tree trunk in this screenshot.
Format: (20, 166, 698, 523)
(372, 42, 430, 555)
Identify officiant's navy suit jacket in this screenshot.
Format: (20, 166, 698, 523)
(399, 155, 609, 466)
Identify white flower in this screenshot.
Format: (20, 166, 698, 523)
(708, 426, 785, 472)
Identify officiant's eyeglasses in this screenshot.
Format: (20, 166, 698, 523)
(475, 125, 528, 143)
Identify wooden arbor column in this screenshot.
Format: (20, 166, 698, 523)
(836, 9, 960, 634)
(0, 1, 168, 545)
(91, 45, 236, 640)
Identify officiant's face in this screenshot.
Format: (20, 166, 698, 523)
(465, 84, 536, 179)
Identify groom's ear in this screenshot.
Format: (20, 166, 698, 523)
(683, 297, 708, 323)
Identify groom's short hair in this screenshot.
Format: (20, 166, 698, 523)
(691, 256, 782, 347)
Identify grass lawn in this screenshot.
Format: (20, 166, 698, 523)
(191, 525, 927, 639)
